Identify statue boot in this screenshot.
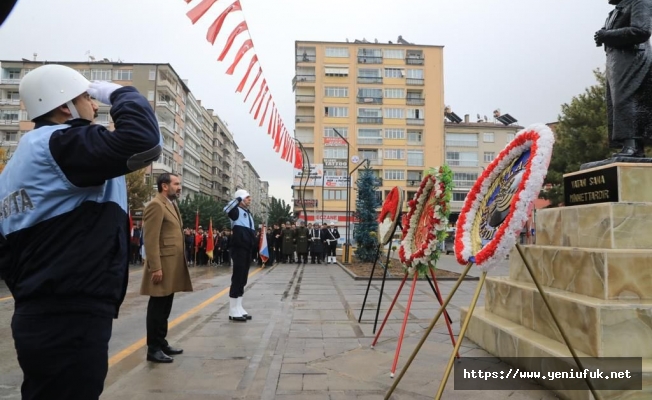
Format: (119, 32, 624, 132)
(613, 139, 646, 158)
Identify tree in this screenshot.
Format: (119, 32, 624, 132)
(264, 196, 293, 225)
(354, 165, 381, 262)
(178, 194, 230, 231)
(541, 69, 610, 207)
(126, 169, 155, 211)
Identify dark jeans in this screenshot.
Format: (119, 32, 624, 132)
(230, 247, 252, 298)
(12, 313, 113, 400)
(146, 294, 174, 352)
(297, 252, 308, 264)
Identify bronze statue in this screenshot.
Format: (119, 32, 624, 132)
(595, 0, 652, 158)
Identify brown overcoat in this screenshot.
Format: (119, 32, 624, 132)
(140, 193, 193, 297)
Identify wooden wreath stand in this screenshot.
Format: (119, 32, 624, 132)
(370, 260, 459, 378)
(383, 244, 601, 400)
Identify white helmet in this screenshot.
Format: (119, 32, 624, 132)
(234, 189, 250, 200)
(19, 64, 90, 119)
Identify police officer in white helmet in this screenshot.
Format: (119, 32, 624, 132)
(0, 64, 161, 399)
(223, 189, 257, 321)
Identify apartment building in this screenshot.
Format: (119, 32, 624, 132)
(292, 37, 445, 237)
(444, 111, 523, 221)
(0, 59, 268, 208)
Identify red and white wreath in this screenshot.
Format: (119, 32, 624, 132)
(455, 123, 554, 271)
(377, 187, 404, 246)
(399, 166, 453, 275)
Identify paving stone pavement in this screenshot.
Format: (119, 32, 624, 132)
(102, 261, 559, 400)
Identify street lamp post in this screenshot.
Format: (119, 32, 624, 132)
(331, 129, 351, 263)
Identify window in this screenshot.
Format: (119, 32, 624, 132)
(325, 87, 348, 97)
(384, 170, 405, 180)
(445, 133, 478, 147)
(359, 149, 379, 161)
(3, 131, 18, 141)
(147, 90, 155, 101)
(407, 171, 422, 181)
(358, 128, 382, 144)
(384, 108, 404, 119)
(324, 168, 347, 177)
(96, 112, 110, 125)
(407, 130, 422, 144)
(384, 68, 404, 78)
(446, 151, 479, 167)
(324, 107, 348, 117)
(453, 172, 478, 188)
(325, 66, 349, 77)
(113, 69, 133, 81)
(325, 47, 349, 57)
(5, 69, 20, 79)
(483, 132, 495, 142)
(149, 69, 156, 80)
(0, 110, 19, 121)
(78, 69, 91, 79)
(358, 68, 381, 77)
(324, 147, 348, 158)
(324, 190, 347, 200)
(384, 88, 405, 99)
(90, 69, 112, 81)
(385, 128, 405, 140)
(384, 149, 405, 159)
(383, 49, 405, 59)
(407, 108, 423, 119)
(324, 127, 348, 137)
(453, 192, 468, 202)
(407, 150, 424, 166)
(357, 107, 382, 117)
(484, 152, 495, 162)
(406, 69, 424, 79)
(358, 88, 382, 98)
(506, 133, 516, 142)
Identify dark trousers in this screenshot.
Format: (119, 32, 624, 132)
(146, 294, 174, 352)
(12, 313, 113, 400)
(297, 252, 308, 264)
(328, 243, 337, 257)
(275, 246, 282, 262)
(185, 246, 193, 263)
(311, 251, 322, 263)
(230, 247, 252, 298)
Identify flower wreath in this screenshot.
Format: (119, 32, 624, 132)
(377, 187, 404, 246)
(399, 165, 453, 276)
(455, 123, 554, 271)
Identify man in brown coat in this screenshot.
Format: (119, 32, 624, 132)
(141, 173, 193, 363)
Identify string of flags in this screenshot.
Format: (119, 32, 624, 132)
(182, 0, 303, 170)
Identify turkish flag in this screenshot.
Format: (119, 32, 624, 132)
(294, 146, 303, 169)
(218, 20, 248, 60)
(249, 79, 266, 114)
(206, 218, 214, 260)
(187, 0, 220, 24)
(267, 106, 276, 135)
(253, 88, 268, 120)
(259, 95, 272, 127)
(194, 210, 201, 247)
(236, 55, 258, 93)
(226, 38, 253, 75)
(244, 67, 262, 102)
(207, 0, 242, 45)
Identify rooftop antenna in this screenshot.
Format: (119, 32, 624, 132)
(33, 53, 37, 61)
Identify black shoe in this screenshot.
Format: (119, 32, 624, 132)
(163, 346, 183, 355)
(613, 139, 646, 158)
(147, 350, 174, 363)
(229, 315, 247, 322)
(243, 314, 253, 320)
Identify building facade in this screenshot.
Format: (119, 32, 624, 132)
(292, 38, 445, 238)
(0, 59, 268, 208)
(444, 113, 523, 220)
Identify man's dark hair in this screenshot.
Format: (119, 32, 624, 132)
(157, 173, 178, 192)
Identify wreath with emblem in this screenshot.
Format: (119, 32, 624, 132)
(377, 187, 405, 246)
(455, 124, 554, 271)
(399, 165, 453, 276)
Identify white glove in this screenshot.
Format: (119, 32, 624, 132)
(87, 80, 123, 105)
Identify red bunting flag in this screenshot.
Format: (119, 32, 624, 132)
(236, 55, 258, 93)
(207, 0, 242, 45)
(253, 88, 268, 120)
(226, 38, 253, 75)
(244, 67, 262, 101)
(249, 79, 266, 113)
(294, 145, 303, 169)
(206, 218, 214, 259)
(187, 0, 220, 24)
(218, 20, 248, 60)
(259, 96, 272, 127)
(267, 106, 276, 135)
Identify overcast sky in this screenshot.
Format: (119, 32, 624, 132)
(1, 0, 613, 203)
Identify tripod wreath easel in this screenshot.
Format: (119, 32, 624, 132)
(382, 124, 602, 399)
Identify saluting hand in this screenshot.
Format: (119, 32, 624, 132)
(151, 269, 163, 284)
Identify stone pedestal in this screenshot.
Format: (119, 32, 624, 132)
(463, 163, 652, 400)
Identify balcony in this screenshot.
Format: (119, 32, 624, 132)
(357, 137, 383, 145)
(295, 95, 315, 103)
(0, 99, 19, 106)
(406, 118, 425, 126)
(406, 78, 424, 86)
(446, 160, 479, 167)
(453, 180, 476, 188)
(406, 97, 425, 106)
(158, 120, 174, 133)
(293, 75, 316, 84)
(152, 162, 173, 174)
(445, 140, 478, 147)
(0, 78, 21, 85)
(296, 115, 315, 123)
(0, 119, 19, 126)
(357, 77, 383, 84)
(156, 100, 176, 114)
(296, 54, 316, 63)
(357, 117, 383, 124)
(407, 180, 421, 187)
(357, 56, 382, 64)
(357, 97, 382, 104)
(406, 57, 425, 65)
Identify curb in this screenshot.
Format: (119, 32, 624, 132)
(335, 261, 480, 281)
